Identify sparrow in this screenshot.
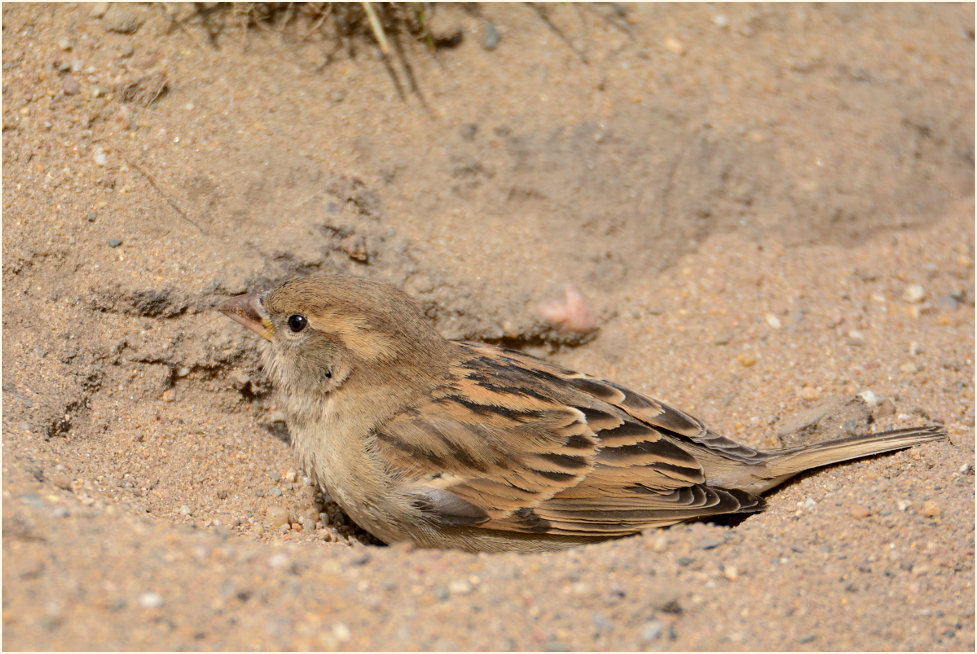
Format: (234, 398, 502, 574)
(219, 273, 947, 552)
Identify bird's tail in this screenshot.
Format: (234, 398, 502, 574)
(758, 424, 947, 489)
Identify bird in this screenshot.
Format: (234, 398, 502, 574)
(218, 272, 947, 552)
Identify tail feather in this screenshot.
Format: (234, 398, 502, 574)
(757, 424, 947, 492)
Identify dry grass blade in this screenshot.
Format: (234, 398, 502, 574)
(362, 2, 391, 54)
(414, 2, 436, 51)
(298, 3, 332, 41)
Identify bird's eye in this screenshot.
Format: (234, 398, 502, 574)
(286, 314, 307, 333)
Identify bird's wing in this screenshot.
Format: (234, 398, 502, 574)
(371, 342, 762, 538)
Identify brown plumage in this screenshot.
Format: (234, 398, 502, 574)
(219, 273, 947, 552)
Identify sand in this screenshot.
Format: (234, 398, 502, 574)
(2, 3, 974, 650)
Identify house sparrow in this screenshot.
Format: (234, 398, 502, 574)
(219, 273, 947, 552)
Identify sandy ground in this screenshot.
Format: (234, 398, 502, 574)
(2, 3, 974, 650)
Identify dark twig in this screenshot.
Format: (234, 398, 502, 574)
(528, 2, 590, 64)
(121, 153, 206, 234)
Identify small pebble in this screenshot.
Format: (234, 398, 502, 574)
(765, 313, 781, 329)
(663, 36, 686, 55)
(341, 234, 368, 262)
(567, 582, 591, 597)
(265, 505, 290, 527)
(267, 552, 290, 570)
(658, 598, 683, 614)
(283, 470, 297, 483)
(846, 330, 866, 345)
(52, 471, 73, 491)
(138, 591, 163, 609)
(699, 537, 723, 550)
(958, 463, 972, 475)
(849, 505, 871, 519)
(62, 75, 80, 95)
(712, 333, 731, 345)
(106, 239, 122, 248)
(722, 565, 738, 581)
(899, 362, 919, 374)
(539, 285, 597, 334)
(90, 2, 109, 18)
(736, 352, 756, 367)
(483, 23, 500, 50)
(50, 506, 70, 518)
(858, 390, 895, 418)
(86, 211, 97, 222)
(351, 549, 381, 564)
(902, 284, 925, 304)
(936, 294, 959, 311)
(896, 499, 911, 512)
(332, 623, 352, 643)
(677, 556, 695, 567)
(93, 146, 108, 166)
(640, 620, 664, 642)
(649, 534, 668, 552)
(712, 14, 728, 27)
(798, 386, 821, 401)
(921, 500, 941, 518)
(178, 505, 191, 516)
(103, 4, 144, 33)
(908, 341, 923, 356)
(232, 371, 250, 390)
(449, 580, 473, 595)
(269, 487, 282, 497)
(798, 633, 816, 644)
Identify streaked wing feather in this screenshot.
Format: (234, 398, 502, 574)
(470, 342, 766, 464)
(372, 342, 763, 538)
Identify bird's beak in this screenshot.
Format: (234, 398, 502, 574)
(218, 293, 274, 341)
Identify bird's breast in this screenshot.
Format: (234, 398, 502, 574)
(282, 390, 409, 538)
